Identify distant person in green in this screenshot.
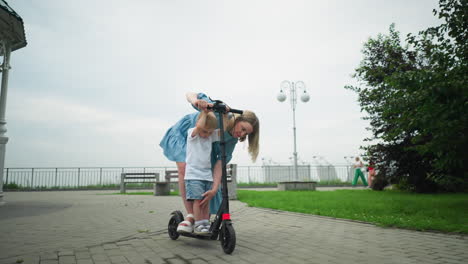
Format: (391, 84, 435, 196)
(352, 157, 368, 187)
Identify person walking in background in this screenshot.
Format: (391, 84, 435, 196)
(352, 157, 368, 187)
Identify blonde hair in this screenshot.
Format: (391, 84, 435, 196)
(197, 111, 217, 130)
(227, 110, 260, 162)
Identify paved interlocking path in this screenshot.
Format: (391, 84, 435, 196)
(0, 190, 466, 264)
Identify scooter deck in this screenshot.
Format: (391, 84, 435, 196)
(178, 231, 217, 240)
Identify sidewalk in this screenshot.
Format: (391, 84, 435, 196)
(0, 190, 466, 264)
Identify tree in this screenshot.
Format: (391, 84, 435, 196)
(346, 0, 467, 192)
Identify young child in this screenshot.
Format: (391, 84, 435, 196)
(177, 111, 220, 235)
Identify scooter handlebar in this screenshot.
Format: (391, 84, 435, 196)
(229, 108, 243, 114)
(208, 100, 243, 115)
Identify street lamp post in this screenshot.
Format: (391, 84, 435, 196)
(277, 80, 310, 181)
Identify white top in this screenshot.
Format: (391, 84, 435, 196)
(354, 160, 363, 168)
(185, 128, 220, 181)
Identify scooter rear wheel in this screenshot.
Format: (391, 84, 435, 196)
(220, 221, 236, 254)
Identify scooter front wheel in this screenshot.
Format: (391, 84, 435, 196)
(220, 221, 236, 254)
(168, 211, 183, 240)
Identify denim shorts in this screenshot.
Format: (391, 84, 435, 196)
(185, 180, 213, 201)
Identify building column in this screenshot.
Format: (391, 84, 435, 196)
(0, 41, 11, 206)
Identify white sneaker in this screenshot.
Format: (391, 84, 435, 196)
(194, 224, 210, 236)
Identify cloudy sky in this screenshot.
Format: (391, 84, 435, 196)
(4, 0, 441, 168)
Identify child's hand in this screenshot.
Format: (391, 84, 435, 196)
(200, 190, 216, 206)
(195, 100, 213, 111)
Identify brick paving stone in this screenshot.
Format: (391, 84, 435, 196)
(101, 245, 118, 251)
(74, 253, 91, 261)
(107, 256, 128, 264)
(40, 261, 59, 264)
(165, 259, 185, 264)
(196, 255, 219, 262)
(442, 260, 467, 264)
(16, 255, 40, 264)
(90, 254, 107, 262)
(75, 260, 93, 264)
(207, 259, 230, 264)
(413, 258, 447, 264)
(146, 257, 166, 264)
(135, 254, 161, 263)
(115, 246, 133, 253)
(58, 256, 76, 264)
(0, 257, 19, 264)
(57, 252, 74, 257)
(88, 248, 105, 255)
(39, 253, 58, 261)
(121, 257, 145, 264)
(104, 250, 122, 258)
(187, 258, 207, 264)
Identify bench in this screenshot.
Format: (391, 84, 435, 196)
(165, 170, 179, 191)
(120, 172, 160, 194)
(152, 170, 179, 196)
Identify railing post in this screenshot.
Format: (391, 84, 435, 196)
(77, 168, 80, 188)
(55, 168, 58, 187)
(346, 165, 350, 182)
(99, 168, 102, 186)
(267, 166, 270, 183)
(5, 167, 8, 185)
(31, 168, 34, 188)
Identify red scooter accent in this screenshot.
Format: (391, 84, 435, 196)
(222, 213, 231, 220)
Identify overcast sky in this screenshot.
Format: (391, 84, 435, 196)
(4, 0, 441, 168)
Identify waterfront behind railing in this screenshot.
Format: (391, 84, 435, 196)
(3, 165, 357, 189)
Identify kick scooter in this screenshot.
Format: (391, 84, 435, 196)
(167, 99, 241, 254)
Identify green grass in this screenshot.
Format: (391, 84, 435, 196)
(237, 189, 468, 234)
(237, 181, 355, 188)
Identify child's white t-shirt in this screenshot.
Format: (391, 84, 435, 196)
(185, 128, 220, 181)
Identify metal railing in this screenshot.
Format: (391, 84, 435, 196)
(3, 165, 358, 189)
